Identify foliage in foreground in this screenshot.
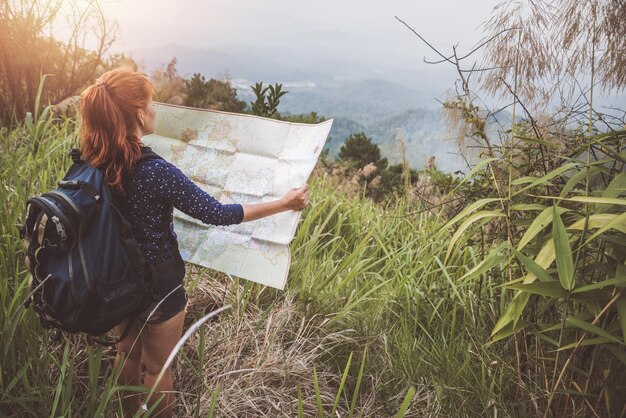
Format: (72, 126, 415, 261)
(443, 127, 626, 416)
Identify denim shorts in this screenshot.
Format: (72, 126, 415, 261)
(137, 249, 187, 324)
(137, 286, 187, 324)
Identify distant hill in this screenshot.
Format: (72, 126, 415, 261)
(318, 108, 465, 172)
(279, 79, 469, 171)
(128, 45, 493, 171)
(280, 78, 432, 120)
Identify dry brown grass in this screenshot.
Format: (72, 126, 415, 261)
(169, 268, 388, 417)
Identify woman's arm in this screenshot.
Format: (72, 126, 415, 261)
(150, 160, 243, 225)
(148, 159, 309, 225)
(242, 185, 309, 222)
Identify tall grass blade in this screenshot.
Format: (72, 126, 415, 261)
(297, 388, 304, 418)
(206, 385, 219, 418)
(49, 341, 70, 418)
(349, 348, 367, 418)
(313, 366, 324, 418)
(394, 386, 416, 418)
(330, 352, 353, 417)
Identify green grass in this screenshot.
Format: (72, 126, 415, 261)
(1, 112, 526, 417)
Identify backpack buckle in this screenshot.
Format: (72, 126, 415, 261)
(70, 149, 83, 163)
(16, 223, 26, 239)
(58, 180, 80, 190)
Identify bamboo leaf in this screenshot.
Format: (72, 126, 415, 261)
(541, 312, 594, 333)
(521, 238, 557, 284)
(512, 162, 578, 196)
(557, 337, 614, 351)
(518, 206, 570, 251)
(445, 210, 504, 262)
(445, 157, 499, 196)
(459, 251, 504, 282)
(512, 176, 551, 186)
(434, 257, 464, 303)
(440, 198, 503, 231)
(513, 248, 554, 283)
(569, 289, 610, 302)
(566, 196, 626, 206)
(581, 212, 626, 245)
(492, 292, 531, 336)
(571, 277, 626, 294)
(528, 329, 560, 347)
(488, 320, 530, 345)
(505, 282, 568, 299)
(565, 317, 622, 344)
(601, 172, 626, 199)
(569, 213, 626, 234)
(553, 206, 575, 290)
(559, 166, 604, 198)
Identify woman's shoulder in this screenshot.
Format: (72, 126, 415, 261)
(134, 155, 172, 174)
(132, 157, 187, 188)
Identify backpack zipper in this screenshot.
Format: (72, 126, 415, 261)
(50, 216, 67, 242)
(42, 191, 94, 293)
(30, 197, 77, 239)
(31, 196, 94, 294)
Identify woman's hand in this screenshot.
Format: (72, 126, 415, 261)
(280, 185, 309, 211)
(241, 184, 309, 222)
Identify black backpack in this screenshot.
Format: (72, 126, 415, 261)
(18, 147, 165, 343)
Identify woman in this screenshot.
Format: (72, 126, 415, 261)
(79, 69, 308, 417)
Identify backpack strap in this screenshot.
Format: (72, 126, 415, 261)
(70, 148, 83, 163)
(138, 146, 162, 163)
(154, 210, 175, 264)
(71, 146, 162, 164)
(89, 211, 174, 347)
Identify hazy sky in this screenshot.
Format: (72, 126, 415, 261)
(88, 0, 509, 101)
(95, 0, 505, 86)
(101, 0, 502, 52)
(51, 0, 625, 108)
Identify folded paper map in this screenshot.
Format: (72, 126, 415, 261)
(144, 103, 333, 289)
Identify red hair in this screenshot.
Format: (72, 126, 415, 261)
(80, 69, 154, 193)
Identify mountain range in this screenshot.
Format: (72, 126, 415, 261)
(129, 42, 499, 172)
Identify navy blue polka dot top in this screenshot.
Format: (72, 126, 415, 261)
(117, 157, 244, 265)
